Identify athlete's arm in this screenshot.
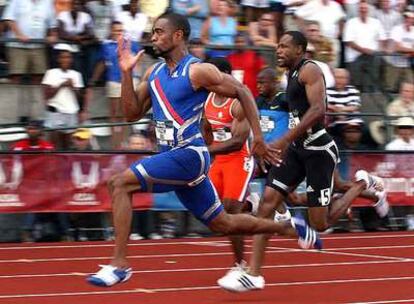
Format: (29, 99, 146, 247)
(208, 101, 250, 155)
(278, 63, 326, 145)
(201, 115, 214, 145)
(118, 36, 153, 122)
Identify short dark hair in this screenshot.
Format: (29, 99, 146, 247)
(284, 31, 308, 53)
(157, 12, 191, 41)
(111, 20, 123, 27)
(258, 67, 277, 80)
(206, 57, 232, 74)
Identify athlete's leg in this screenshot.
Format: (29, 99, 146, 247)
(108, 169, 142, 268)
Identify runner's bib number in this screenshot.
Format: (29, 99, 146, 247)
(213, 128, 232, 142)
(155, 120, 174, 146)
(260, 116, 275, 133)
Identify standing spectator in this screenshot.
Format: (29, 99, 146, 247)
(343, 0, 386, 92)
(57, 0, 96, 82)
(42, 48, 85, 149)
(385, 10, 414, 93)
(201, 0, 237, 57)
(116, 0, 148, 42)
(387, 82, 414, 119)
(2, 0, 57, 122)
(86, 0, 116, 43)
(227, 33, 267, 97)
(294, 0, 345, 65)
(327, 68, 361, 127)
(248, 12, 278, 47)
(374, 0, 402, 39)
(171, 0, 209, 40)
(89, 21, 141, 148)
(304, 20, 335, 65)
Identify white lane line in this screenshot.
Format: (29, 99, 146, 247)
(1, 233, 414, 250)
(2, 243, 414, 263)
(349, 300, 414, 304)
(1, 259, 414, 279)
(1, 275, 414, 299)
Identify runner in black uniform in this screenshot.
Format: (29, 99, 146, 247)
(218, 31, 384, 293)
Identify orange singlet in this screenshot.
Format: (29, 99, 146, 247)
(205, 92, 254, 202)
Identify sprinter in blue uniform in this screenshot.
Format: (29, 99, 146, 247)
(87, 13, 322, 288)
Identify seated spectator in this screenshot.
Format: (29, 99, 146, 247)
(343, 0, 386, 92)
(201, 0, 237, 57)
(386, 116, 414, 150)
(89, 21, 141, 148)
(57, 0, 96, 82)
(42, 48, 85, 149)
(171, 0, 209, 40)
(116, 0, 148, 42)
(248, 12, 278, 47)
(189, 38, 206, 60)
(304, 20, 335, 66)
(387, 82, 414, 119)
(385, 11, 414, 93)
(327, 68, 361, 126)
(2, 0, 57, 122)
(227, 33, 267, 97)
(240, 0, 270, 23)
(11, 120, 54, 151)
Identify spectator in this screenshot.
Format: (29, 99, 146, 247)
(343, 0, 386, 92)
(387, 82, 414, 119)
(240, 0, 270, 23)
(42, 48, 85, 150)
(89, 21, 141, 149)
(268, 0, 287, 41)
(171, 0, 210, 40)
(11, 120, 54, 151)
(57, 0, 96, 82)
(248, 12, 278, 47)
(294, 0, 345, 66)
(386, 116, 414, 150)
(139, 0, 168, 38)
(86, 0, 116, 43)
(385, 10, 414, 93)
(201, 0, 237, 57)
(2, 0, 57, 122)
(304, 20, 335, 65)
(327, 68, 361, 127)
(227, 33, 267, 97)
(189, 38, 206, 60)
(374, 0, 402, 39)
(116, 0, 148, 42)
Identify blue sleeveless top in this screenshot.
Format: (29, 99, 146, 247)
(148, 54, 209, 152)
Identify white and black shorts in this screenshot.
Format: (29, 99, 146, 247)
(266, 141, 339, 207)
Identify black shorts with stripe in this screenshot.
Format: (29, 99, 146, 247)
(266, 141, 339, 207)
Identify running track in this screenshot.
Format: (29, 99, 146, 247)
(1, 232, 414, 304)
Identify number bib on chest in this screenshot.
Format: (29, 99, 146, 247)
(288, 112, 300, 129)
(213, 128, 232, 142)
(155, 120, 175, 146)
(260, 116, 275, 133)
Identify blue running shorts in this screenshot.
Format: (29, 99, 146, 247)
(130, 145, 224, 225)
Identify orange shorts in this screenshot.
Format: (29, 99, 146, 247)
(209, 155, 255, 202)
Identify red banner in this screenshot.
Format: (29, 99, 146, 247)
(0, 154, 152, 212)
(349, 153, 414, 206)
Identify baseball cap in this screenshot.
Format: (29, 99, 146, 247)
(72, 128, 92, 140)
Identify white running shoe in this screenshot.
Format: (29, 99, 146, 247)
(355, 170, 384, 192)
(218, 271, 265, 292)
(217, 261, 247, 286)
(87, 264, 132, 287)
(274, 208, 292, 222)
(374, 190, 389, 218)
(245, 192, 260, 216)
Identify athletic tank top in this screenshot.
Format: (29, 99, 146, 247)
(148, 54, 209, 152)
(204, 92, 250, 159)
(286, 58, 332, 147)
(256, 92, 289, 144)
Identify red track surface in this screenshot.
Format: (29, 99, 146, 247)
(1, 232, 414, 304)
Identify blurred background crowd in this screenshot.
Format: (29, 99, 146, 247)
(0, 0, 413, 242)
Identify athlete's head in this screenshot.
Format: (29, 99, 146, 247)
(276, 31, 307, 68)
(151, 13, 191, 58)
(257, 68, 278, 97)
(205, 57, 232, 74)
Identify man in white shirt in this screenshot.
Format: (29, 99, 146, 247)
(41, 48, 84, 149)
(386, 116, 414, 150)
(343, 0, 386, 92)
